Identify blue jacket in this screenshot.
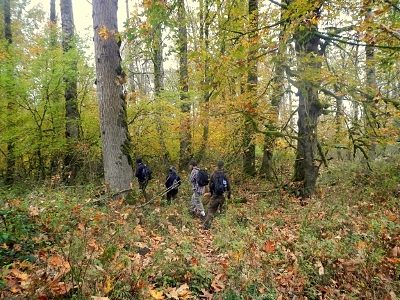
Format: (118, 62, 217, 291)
(135, 164, 146, 182)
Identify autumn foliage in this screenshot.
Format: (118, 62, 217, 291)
(1, 155, 399, 299)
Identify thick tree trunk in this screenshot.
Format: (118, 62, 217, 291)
(50, 0, 56, 24)
(151, 2, 169, 166)
(4, 0, 15, 185)
(92, 0, 133, 192)
(363, 0, 379, 159)
(260, 3, 285, 180)
(243, 0, 258, 177)
(293, 86, 322, 197)
(177, 0, 192, 170)
(61, 0, 81, 182)
(291, 1, 324, 198)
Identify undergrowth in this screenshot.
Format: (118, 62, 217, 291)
(0, 156, 399, 299)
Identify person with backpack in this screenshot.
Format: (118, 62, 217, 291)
(189, 160, 206, 219)
(135, 158, 151, 196)
(202, 161, 231, 230)
(165, 166, 181, 204)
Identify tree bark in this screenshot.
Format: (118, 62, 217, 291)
(291, 1, 324, 198)
(61, 0, 81, 182)
(4, 0, 15, 185)
(177, 0, 192, 170)
(197, 0, 212, 163)
(151, 1, 169, 166)
(243, 0, 258, 177)
(363, 0, 379, 159)
(92, 0, 133, 192)
(260, 2, 285, 180)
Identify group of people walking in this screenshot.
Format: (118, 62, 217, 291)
(134, 158, 232, 230)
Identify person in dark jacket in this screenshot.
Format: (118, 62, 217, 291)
(135, 158, 148, 195)
(165, 166, 181, 204)
(202, 161, 231, 229)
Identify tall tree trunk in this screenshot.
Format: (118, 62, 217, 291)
(243, 0, 258, 176)
(363, 0, 379, 159)
(151, 1, 169, 166)
(61, 0, 81, 182)
(92, 0, 133, 192)
(50, 0, 56, 24)
(291, 1, 324, 198)
(4, 0, 15, 185)
(260, 3, 285, 180)
(178, 0, 192, 170)
(197, 0, 211, 162)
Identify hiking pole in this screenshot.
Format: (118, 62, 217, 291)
(136, 181, 181, 208)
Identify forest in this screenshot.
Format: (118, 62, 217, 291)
(0, 0, 399, 299)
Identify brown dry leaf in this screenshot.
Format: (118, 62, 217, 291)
(91, 297, 110, 300)
(190, 256, 198, 266)
(199, 288, 213, 299)
(50, 281, 72, 296)
(78, 223, 85, 231)
(342, 258, 364, 272)
(389, 290, 397, 300)
(88, 238, 99, 251)
(48, 255, 64, 267)
(93, 214, 105, 221)
(10, 269, 29, 281)
(386, 257, 400, 264)
(168, 224, 178, 234)
(176, 283, 190, 297)
(6, 276, 21, 293)
(211, 273, 226, 292)
(29, 205, 40, 216)
(263, 240, 276, 253)
(386, 212, 397, 222)
(315, 261, 324, 275)
(391, 246, 400, 257)
(165, 287, 179, 299)
(48, 256, 71, 274)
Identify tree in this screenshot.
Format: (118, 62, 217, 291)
(259, 2, 286, 180)
(92, 0, 133, 192)
(61, 0, 81, 181)
(148, 0, 169, 166)
(289, 0, 326, 198)
(4, 0, 15, 185)
(242, 0, 258, 177)
(177, 0, 192, 170)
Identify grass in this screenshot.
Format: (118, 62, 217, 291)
(0, 156, 399, 299)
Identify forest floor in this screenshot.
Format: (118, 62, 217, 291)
(0, 157, 399, 300)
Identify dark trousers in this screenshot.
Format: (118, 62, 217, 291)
(139, 180, 148, 200)
(203, 194, 225, 228)
(166, 189, 178, 204)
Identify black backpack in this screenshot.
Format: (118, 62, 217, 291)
(167, 173, 179, 190)
(212, 172, 227, 195)
(142, 165, 152, 181)
(197, 169, 209, 187)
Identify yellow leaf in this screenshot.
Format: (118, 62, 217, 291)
(149, 289, 164, 299)
(104, 276, 113, 294)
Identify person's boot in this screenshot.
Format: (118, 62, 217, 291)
(202, 221, 210, 230)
